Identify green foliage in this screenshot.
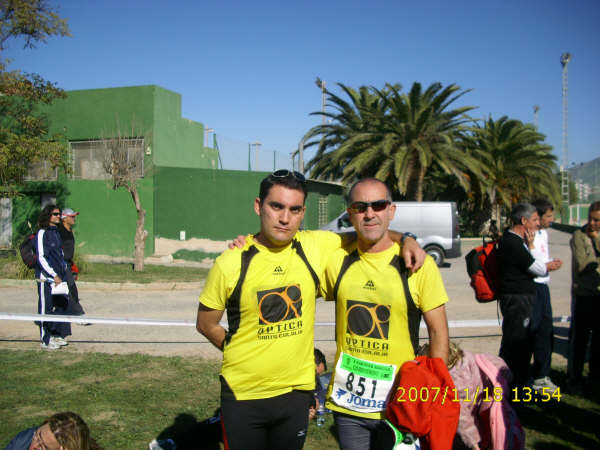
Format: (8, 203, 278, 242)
(304, 81, 478, 201)
(466, 116, 559, 227)
(0, 0, 71, 197)
(0, 0, 70, 51)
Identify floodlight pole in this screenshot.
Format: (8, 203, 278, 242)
(560, 52, 572, 210)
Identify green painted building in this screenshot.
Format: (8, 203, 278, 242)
(8, 85, 345, 257)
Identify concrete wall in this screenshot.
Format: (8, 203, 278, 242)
(154, 168, 345, 241)
(45, 85, 219, 170)
(63, 178, 154, 257)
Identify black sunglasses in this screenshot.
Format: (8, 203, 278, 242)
(349, 200, 391, 213)
(272, 169, 306, 183)
(51, 212, 61, 216)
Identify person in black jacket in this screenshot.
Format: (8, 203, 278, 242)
(35, 205, 71, 350)
(498, 203, 561, 388)
(59, 208, 85, 317)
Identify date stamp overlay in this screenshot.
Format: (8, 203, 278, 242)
(394, 386, 562, 405)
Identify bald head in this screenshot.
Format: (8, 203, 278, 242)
(348, 178, 392, 205)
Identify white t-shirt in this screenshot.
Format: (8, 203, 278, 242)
(531, 229, 550, 284)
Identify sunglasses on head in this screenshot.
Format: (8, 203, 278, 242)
(349, 200, 391, 213)
(271, 169, 306, 183)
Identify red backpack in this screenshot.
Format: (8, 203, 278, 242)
(465, 239, 499, 302)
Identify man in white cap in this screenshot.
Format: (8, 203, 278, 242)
(59, 208, 86, 318)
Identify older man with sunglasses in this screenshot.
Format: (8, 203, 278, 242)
(322, 178, 449, 450)
(196, 170, 425, 450)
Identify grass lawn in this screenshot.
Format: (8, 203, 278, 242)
(0, 349, 598, 449)
(0, 255, 209, 284)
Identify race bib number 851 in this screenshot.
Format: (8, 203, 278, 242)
(331, 352, 397, 414)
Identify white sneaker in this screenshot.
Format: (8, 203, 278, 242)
(50, 336, 68, 346)
(40, 341, 61, 350)
(532, 376, 558, 393)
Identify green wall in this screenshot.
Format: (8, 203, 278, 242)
(154, 167, 264, 240)
(11, 176, 154, 257)
(152, 88, 219, 168)
(64, 178, 155, 257)
(303, 180, 346, 229)
(45, 85, 219, 171)
(46, 86, 155, 140)
(154, 168, 345, 240)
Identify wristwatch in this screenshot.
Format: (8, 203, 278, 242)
(401, 232, 417, 243)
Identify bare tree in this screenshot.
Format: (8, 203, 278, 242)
(102, 127, 147, 271)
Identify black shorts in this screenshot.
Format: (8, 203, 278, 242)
(220, 378, 311, 450)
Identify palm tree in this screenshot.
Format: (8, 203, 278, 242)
(303, 82, 478, 201)
(467, 116, 559, 227)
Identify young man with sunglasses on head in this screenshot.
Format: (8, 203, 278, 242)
(322, 178, 449, 450)
(35, 205, 71, 350)
(196, 170, 425, 450)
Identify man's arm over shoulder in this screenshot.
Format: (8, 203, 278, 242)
(388, 231, 426, 273)
(314, 229, 426, 272)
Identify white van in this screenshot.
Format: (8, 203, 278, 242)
(320, 201, 461, 266)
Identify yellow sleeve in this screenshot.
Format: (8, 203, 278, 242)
(308, 230, 345, 267)
(411, 256, 449, 312)
(322, 248, 346, 301)
(199, 257, 235, 310)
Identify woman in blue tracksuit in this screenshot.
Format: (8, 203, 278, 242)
(35, 204, 71, 350)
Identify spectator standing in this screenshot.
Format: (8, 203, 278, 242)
(35, 205, 71, 350)
(568, 201, 600, 394)
(59, 208, 85, 317)
(529, 199, 562, 393)
(498, 203, 561, 388)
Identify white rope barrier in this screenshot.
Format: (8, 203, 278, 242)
(0, 313, 571, 328)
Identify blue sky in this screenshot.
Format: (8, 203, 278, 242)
(4, 0, 600, 169)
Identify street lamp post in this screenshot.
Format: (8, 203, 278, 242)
(251, 141, 262, 171)
(315, 77, 326, 125)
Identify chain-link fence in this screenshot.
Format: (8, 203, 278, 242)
(213, 134, 297, 172)
(569, 158, 600, 203)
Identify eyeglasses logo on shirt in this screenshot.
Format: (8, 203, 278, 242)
(257, 285, 302, 324)
(346, 300, 390, 339)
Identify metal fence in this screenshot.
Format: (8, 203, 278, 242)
(213, 134, 297, 172)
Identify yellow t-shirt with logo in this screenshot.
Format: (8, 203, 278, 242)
(199, 230, 342, 400)
(323, 242, 448, 419)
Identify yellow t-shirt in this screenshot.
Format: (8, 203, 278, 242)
(199, 230, 342, 400)
(323, 243, 449, 419)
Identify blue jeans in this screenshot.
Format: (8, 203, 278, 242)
(334, 412, 395, 450)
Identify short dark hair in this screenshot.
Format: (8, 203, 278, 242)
(38, 204, 60, 229)
(259, 171, 307, 203)
(589, 201, 600, 218)
(347, 178, 392, 204)
(531, 199, 553, 217)
(314, 348, 327, 371)
(510, 203, 537, 225)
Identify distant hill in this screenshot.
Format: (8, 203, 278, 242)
(568, 157, 600, 202)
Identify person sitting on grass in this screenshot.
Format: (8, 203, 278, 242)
(4, 411, 102, 450)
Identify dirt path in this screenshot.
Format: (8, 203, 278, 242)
(0, 229, 572, 367)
